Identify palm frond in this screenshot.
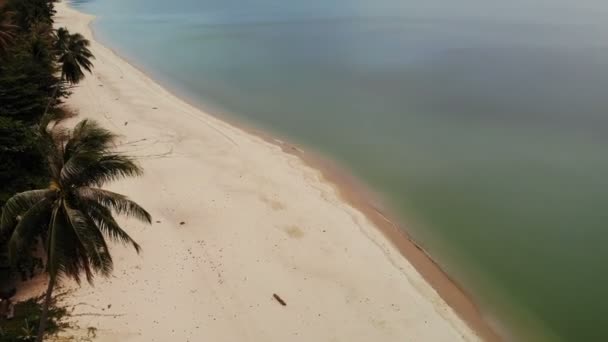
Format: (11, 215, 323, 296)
(46, 204, 92, 284)
(54, 28, 94, 85)
(53, 27, 69, 51)
(45, 206, 61, 280)
(38, 115, 68, 181)
(1, 190, 56, 236)
(64, 205, 113, 278)
(63, 119, 117, 160)
(76, 187, 151, 224)
(60, 152, 98, 186)
(7, 198, 54, 263)
(70, 34, 93, 73)
(76, 199, 141, 253)
(58, 120, 142, 187)
(65, 154, 143, 188)
(5, 116, 151, 288)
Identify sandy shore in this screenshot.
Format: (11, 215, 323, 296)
(39, 2, 495, 341)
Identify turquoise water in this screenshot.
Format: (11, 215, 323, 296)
(70, 0, 608, 340)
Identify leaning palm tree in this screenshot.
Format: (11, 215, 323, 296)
(0, 117, 151, 342)
(54, 27, 94, 84)
(43, 27, 94, 117)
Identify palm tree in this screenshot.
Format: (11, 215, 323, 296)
(0, 117, 152, 342)
(43, 27, 94, 117)
(54, 27, 94, 84)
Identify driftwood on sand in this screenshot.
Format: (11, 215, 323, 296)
(273, 293, 286, 306)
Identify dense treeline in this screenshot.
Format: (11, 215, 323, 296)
(0, 0, 60, 286)
(0, 0, 62, 302)
(1, 2, 151, 341)
(0, 0, 56, 325)
(0, 1, 59, 339)
(0, 0, 63, 208)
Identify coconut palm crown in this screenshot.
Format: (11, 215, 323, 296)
(41, 28, 95, 118)
(54, 27, 93, 85)
(1, 117, 151, 340)
(1, 118, 151, 284)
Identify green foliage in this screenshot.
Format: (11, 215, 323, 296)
(55, 27, 94, 85)
(0, 0, 61, 212)
(2, 119, 151, 285)
(0, 117, 47, 207)
(0, 2, 135, 340)
(0, 294, 68, 342)
(0, 5, 56, 298)
(0, 3, 17, 53)
(0, 0, 94, 299)
(1, 118, 150, 341)
(6, 0, 55, 32)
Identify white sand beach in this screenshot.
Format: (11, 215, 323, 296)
(38, 2, 486, 341)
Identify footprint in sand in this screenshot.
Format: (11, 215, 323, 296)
(283, 225, 305, 239)
(259, 194, 286, 211)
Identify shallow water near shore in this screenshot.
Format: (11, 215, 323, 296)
(69, 0, 608, 340)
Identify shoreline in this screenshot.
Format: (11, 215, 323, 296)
(50, 1, 502, 341)
(255, 125, 504, 342)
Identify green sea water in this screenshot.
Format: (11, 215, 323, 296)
(70, 0, 608, 340)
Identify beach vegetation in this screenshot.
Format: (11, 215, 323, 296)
(1, 117, 152, 341)
(0, 0, 149, 341)
(0, 292, 69, 342)
(0, 2, 17, 53)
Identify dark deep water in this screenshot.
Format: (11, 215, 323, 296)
(70, 0, 608, 340)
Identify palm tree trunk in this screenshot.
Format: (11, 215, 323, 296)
(36, 276, 55, 342)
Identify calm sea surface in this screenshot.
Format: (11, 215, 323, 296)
(70, 0, 608, 340)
